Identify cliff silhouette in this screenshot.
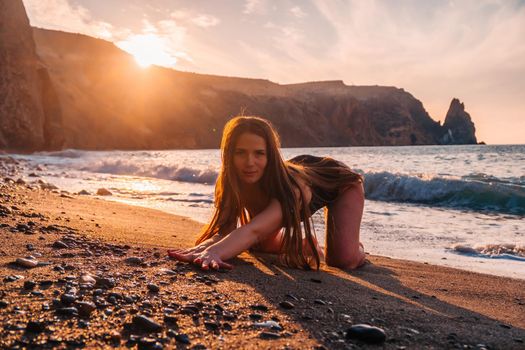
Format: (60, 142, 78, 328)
(0, 1, 477, 151)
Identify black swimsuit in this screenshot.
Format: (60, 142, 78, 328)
(288, 154, 348, 216)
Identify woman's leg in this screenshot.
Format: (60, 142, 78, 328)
(325, 183, 366, 269)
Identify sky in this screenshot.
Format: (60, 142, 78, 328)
(23, 0, 525, 144)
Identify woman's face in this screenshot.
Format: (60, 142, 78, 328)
(233, 132, 268, 185)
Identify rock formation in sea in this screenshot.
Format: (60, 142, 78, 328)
(0, 0, 63, 151)
(0, 2, 477, 151)
(440, 98, 477, 144)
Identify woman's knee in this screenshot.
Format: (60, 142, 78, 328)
(326, 243, 365, 269)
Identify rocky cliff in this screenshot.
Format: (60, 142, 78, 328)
(0, 0, 63, 151)
(440, 98, 477, 144)
(2, 5, 477, 151)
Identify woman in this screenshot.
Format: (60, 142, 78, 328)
(168, 116, 365, 270)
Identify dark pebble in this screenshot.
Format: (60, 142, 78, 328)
(0, 300, 9, 308)
(52, 240, 69, 249)
(56, 307, 79, 316)
(53, 265, 65, 272)
(132, 315, 163, 333)
(164, 315, 178, 324)
(39, 280, 53, 287)
(204, 321, 219, 331)
(23, 280, 37, 290)
(147, 284, 160, 293)
(314, 299, 326, 305)
(125, 256, 144, 265)
(76, 301, 96, 317)
(279, 301, 295, 309)
(260, 331, 280, 339)
(174, 332, 191, 344)
(26, 320, 46, 333)
(138, 337, 163, 350)
(251, 304, 269, 312)
(249, 313, 264, 321)
(95, 277, 115, 289)
(346, 324, 386, 344)
(60, 293, 77, 305)
(285, 293, 299, 301)
(310, 278, 322, 283)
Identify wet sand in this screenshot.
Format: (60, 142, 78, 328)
(1, 162, 524, 349)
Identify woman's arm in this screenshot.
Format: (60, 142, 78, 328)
(192, 199, 284, 270)
(167, 222, 236, 261)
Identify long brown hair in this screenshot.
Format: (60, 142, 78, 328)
(196, 116, 362, 269)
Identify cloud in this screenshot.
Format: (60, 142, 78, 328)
(170, 10, 220, 28)
(23, 0, 115, 40)
(290, 6, 307, 18)
(191, 15, 220, 28)
(243, 0, 267, 15)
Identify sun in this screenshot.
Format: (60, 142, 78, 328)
(118, 34, 177, 68)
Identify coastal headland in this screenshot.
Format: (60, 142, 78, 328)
(1, 157, 524, 349)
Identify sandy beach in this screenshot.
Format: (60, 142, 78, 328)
(1, 167, 524, 349)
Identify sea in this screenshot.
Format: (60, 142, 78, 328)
(9, 144, 525, 280)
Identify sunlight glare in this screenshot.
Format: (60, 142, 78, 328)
(118, 34, 177, 68)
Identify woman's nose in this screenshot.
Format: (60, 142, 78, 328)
(246, 153, 255, 166)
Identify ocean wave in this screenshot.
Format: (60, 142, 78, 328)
(79, 160, 218, 184)
(36, 149, 87, 158)
(451, 243, 525, 261)
(364, 171, 525, 215)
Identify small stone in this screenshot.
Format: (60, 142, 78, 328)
(254, 320, 283, 331)
(310, 278, 322, 283)
(125, 256, 144, 265)
(95, 277, 115, 289)
(260, 331, 280, 339)
(0, 300, 9, 308)
(23, 280, 37, 290)
(314, 299, 326, 305)
(164, 315, 178, 325)
(138, 337, 163, 350)
(60, 294, 77, 305)
(26, 244, 35, 251)
(52, 240, 69, 249)
(56, 307, 79, 316)
(204, 321, 219, 330)
(96, 188, 112, 196)
(15, 257, 38, 268)
(26, 320, 46, 333)
(76, 301, 96, 317)
(132, 315, 163, 333)
(279, 301, 295, 310)
(147, 284, 160, 293)
(109, 330, 121, 343)
(77, 190, 90, 195)
(251, 304, 269, 312)
(346, 324, 386, 344)
(79, 274, 96, 285)
(174, 333, 191, 344)
(249, 313, 264, 321)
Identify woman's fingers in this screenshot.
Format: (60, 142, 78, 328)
(218, 260, 233, 270)
(168, 250, 195, 262)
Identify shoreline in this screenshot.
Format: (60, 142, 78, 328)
(1, 177, 525, 348)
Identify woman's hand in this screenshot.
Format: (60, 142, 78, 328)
(192, 248, 233, 271)
(167, 244, 207, 263)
